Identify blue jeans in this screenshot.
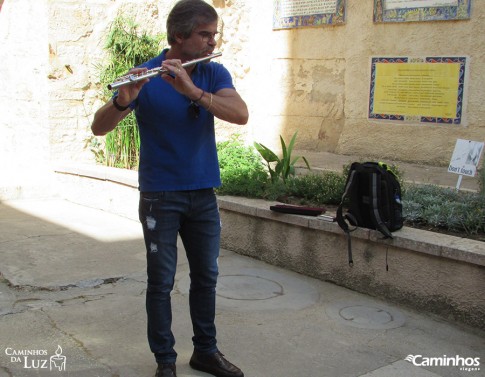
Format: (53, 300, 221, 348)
(138, 189, 221, 364)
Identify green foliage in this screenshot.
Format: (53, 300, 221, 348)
(403, 184, 485, 235)
(216, 136, 268, 197)
(254, 132, 310, 183)
(96, 15, 165, 169)
(85, 136, 105, 164)
(285, 172, 346, 205)
(218, 140, 485, 237)
(216, 135, 344, 204)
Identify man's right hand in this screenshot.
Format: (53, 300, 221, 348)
(91, 68, 149, 136)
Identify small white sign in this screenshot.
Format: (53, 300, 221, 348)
(448, 139, 484, 177)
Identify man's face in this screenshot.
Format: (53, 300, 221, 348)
(179, 21, 219, 60)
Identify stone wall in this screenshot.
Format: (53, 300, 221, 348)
(47, 0, 170, 163)
(0, 0, 49, 174)
(250, 1, 485, 165)
(1, 0, 484, 174)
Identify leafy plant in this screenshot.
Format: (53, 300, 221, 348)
(217, 136, 268, 197)
(217, 141, 485, 238)
(85, 136, 105, 164)
(402, 200, 422, 223)
(285, 172, 346, 205)
(96, 15, 165, 169)
(254, 132, 310, 183)
(403, 184, 485, 235)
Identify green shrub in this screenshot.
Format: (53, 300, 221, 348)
(401, 200, 422, 223)
(217, 136, 268, 197)
(285, 172, 346, 205)
(403, 184, 485, 235)
(217, 141, 485, 237)
(261, 180, 289, 201)
(95, 15, 165, 169)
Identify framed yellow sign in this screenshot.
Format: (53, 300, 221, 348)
(368, 56, 468, 125)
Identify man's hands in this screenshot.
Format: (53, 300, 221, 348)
(92, 56, 248, 137)
(160, 59, 201, 101)
(160, 58, 248, 125)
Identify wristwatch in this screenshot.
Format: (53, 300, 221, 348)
(113, 95, 129, 111)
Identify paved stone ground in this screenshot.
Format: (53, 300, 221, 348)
(0, 198, 483, 377)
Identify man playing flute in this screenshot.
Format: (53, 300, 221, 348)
(91, 1, 248, 376)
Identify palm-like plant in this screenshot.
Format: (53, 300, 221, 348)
(254, 132, 310, 183)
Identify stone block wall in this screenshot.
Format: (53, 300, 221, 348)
(0, 0, 50, 173)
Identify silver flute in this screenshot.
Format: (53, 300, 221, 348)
(107, 52, 222, 90)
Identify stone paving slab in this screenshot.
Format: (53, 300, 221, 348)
(0, 199, 483, 377)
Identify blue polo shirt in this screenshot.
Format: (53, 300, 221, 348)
(130, 49, 234, 192)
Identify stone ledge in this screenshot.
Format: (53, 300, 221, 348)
(54, 162, 138, 188)
(217, 196, 485, 268)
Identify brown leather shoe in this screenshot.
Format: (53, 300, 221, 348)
(155, 363, 176, 377)
(190, 350, 243, 377)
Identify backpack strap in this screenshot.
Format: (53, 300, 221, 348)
(369, 169, 393, 239)
(336, 169, 358, 266)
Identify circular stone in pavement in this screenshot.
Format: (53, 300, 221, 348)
(217, 275, 283, 300)
(326, 301, 406, 330)
(177, 267, 319, 311)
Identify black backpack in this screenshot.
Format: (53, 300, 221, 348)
(336, 162, 403, 267)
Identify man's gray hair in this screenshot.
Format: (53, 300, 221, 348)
(166, 0, 218, 45)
